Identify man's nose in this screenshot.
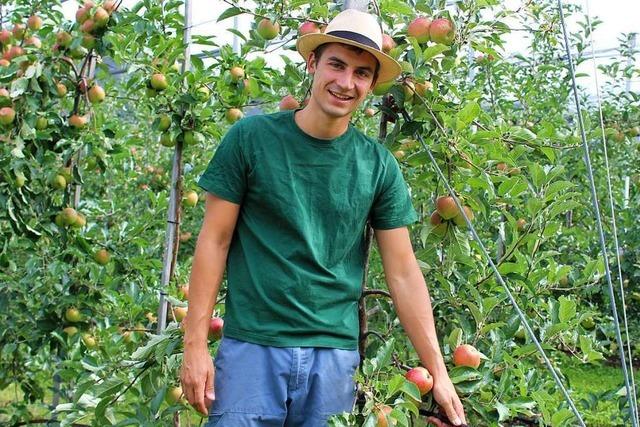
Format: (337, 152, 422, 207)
(336, 71, 355, 91)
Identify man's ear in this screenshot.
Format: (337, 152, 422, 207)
(307, 52, 317, 75)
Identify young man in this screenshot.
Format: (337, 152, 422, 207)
(180, 9, 466, 427)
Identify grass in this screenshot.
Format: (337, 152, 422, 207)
(556, 358, 640, 426)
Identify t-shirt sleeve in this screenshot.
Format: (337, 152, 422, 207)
(197, 122, 247, 204)
(370, 152, 419, 230)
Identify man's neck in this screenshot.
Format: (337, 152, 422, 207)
(294, 100, 351, 140)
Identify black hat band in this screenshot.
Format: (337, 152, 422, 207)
(325, 30, 380, 51)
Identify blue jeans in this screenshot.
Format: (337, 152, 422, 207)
(206, 336, 360, 426)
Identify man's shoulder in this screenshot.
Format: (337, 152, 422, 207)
(349, 126, 394, 160)
(233, 110, 290, 131)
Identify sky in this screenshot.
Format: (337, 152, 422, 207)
(57, 0, 639, 93)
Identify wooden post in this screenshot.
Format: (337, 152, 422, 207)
(157, 0, 192, 335)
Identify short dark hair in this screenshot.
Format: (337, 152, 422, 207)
(312, 42, 380, 81)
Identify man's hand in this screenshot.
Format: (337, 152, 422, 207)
(180, 345, 215, 416)
(426, 376, 467, 427)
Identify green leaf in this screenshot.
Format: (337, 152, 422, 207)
(448, 328, 463, 351)
(385, 374, 406, 398)
(508, 126, 537, 142)
(10, 78, 29, 97)
(372, 337, 395, 370)
(423, 44, 450, 61)
(150, 385, 166, 415)
(401, 381, 422, 402)
(217, 6, 243, 22)
(551, 408, 575, 426)
(558, 296, 576, 323)
(469, 130, 497, 144)
(456, 101, 480, 130)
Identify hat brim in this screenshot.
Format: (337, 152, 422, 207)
(296, 33, 401, 84)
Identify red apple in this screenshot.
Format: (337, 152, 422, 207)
(5, 45, 24, 60)
(93, 7, 110, 28)
(183, 190, 198, 207)
(257, 18, 280, 40)
(173, 306, 188, 322)
(12, 24, 26, 40)
(374, 404, 393, 427)
(69, 114, 88, 129)
(230, 66, 244, 81)
(56, 83, 68, 97)
(56, 31, 73, 47)
(430, 211, 447, 237)
(381, 34, 396, 53)
(24, 36, 41, 48)
(298, 21, 320, 36)
(94, 248, 110, 265)
(150, 73, 168, 91)
(405, 366, 433, 395)
(27, 15, 43, 31)
(415, 81, 433, 96)
(364, 107, 375, 117)
(178, 284, 189, 300)
(0, 59, 10, 67)
(407, 17, 431, 43)
(208, 317, 224, 340)
(453, 344, 481, 368)
(436, 196, 459, 220)
(429, 18, 455, 45)
(88, 84, 105, 103)
(452, 206, 474, 227)
(225, 108, 243, 124)
(279, 94, 300, 111)
(76, 5, 92, 23)
(0, 29, 11, 45)
(0, 107, 16, 125)
(103, 0, 117, 14)
(80, 19, 95, 34)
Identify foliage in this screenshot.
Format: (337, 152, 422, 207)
(0, 0, 638, 425)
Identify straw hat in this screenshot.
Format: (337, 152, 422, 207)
(296, 9, 401, 83)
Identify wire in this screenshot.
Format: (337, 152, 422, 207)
(584, 0, 639, 423)
(556, 1, 638, 425)
(399, 109, 587, 427)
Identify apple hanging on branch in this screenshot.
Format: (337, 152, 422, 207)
(257, 18, 280, 40)
(407, 16, 431, 43)
(405, 366, 433, 395)
(453, 344, 482, 369)
(429, 18, 455, 45)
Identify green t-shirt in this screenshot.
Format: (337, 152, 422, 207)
(198, 110, 418, 350)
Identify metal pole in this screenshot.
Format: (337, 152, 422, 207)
(157, 0, 192, 335)
(400, 108, 586, 426)
(557, 1, 638, 424)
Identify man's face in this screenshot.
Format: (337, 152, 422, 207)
(307, 43, 378, 119)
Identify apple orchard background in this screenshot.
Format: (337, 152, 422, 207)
(1, 0, 640, 426)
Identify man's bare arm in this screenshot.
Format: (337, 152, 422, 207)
(181, 193, 240, 415)
(374, 227, 465, 427)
